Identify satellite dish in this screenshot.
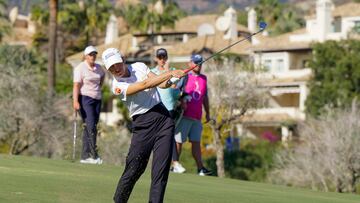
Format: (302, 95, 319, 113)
(197, 23, 215, 36)
(215, 16, 231, 31)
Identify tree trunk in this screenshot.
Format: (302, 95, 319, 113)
(213, 128, 225, 178)
(336, 179, 343, 193)
(10, 137, 18, 155)
(350, 169, 357, 193)
(56, 29, 64, 63)
(48, 0, 58, 96)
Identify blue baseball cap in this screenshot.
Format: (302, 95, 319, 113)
(191, 54, 203, 65)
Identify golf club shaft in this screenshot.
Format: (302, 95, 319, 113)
(168, 28, 265, 84)
(190, 29, 264, 71)
(72, 111, 77, 160)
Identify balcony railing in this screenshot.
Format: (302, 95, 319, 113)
(246, 107, 306, 121)
(260, 68, 312, 79)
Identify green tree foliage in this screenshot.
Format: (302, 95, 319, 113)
(237, 9, 248, 27)
(306, 40, 360, 117)
(117, 0, 186, 33)
(58, 0, 111, 46)
(0, 0, 11, 42)
(55, 63, 73, 94)
(255, 0, 305, 36)
(205, 139, 279, 181)
(31, 0, 111, 57)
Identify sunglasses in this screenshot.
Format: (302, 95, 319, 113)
(89, 52, 97, 56)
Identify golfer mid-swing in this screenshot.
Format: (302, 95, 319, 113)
(102, 48, 185, 203)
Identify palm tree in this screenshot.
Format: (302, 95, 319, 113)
(118, 0, 185, 33)
(31, 0, 111, 58)
(79, 0, 112, 44)
(57, 0, 111, 51)
(118, 0, 185, 66)
(255, 0, 304, 36)
(274, 7, 305, 35)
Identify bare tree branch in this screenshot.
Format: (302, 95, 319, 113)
(270, 103, 360, 193)
(202, 58, 266, 177)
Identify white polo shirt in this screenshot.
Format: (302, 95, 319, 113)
(111, 62, 161, 118)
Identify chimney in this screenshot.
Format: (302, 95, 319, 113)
(224, 6, 237, 40)
(316, 0, 333, 42)
(248, 8, 257, 33)
(27, 17, 36, 33)
(105, 14, 118, 44)
(9, 7, 18, 24)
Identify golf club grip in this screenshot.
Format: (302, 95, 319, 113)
(167, 65, 198, 85)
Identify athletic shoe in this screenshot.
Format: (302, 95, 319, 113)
(95, 157, 103, 165)
(80, 157, 103, 164)
(172, 162, 186, 173)
(198, 167, 212, 176)
(80, 158, 98, 164)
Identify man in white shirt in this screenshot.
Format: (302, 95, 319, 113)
(102, 48, 185, 203)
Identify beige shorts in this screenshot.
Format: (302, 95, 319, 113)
(174, 117, 202, 143)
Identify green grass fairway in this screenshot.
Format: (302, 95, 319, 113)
(0, 155, 359, 203)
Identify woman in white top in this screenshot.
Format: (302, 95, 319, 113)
(101, 48, 185, 203)
(73, 46, 105, 164)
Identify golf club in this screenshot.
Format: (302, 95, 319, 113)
(72, 110, 77, 160)
(167, 21, 267, 85)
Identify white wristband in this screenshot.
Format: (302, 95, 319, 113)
(170, 77, 180, 83)
(166, 77, 180, 86)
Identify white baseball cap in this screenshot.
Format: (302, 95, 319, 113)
(102, 48, 124, 70)
(84, 45, 98, 55)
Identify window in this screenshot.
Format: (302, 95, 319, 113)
(353, 21, 360, 34)
(263, 59, 271, 71)
(275, 59, 285, 72)
(333, 17, 342, 33)
(162, 35, 184, 44)
(302, 59, 310, 68)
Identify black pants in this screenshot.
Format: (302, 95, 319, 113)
(79, 95, 101, 159)
(114, 103, 175, 203)
(168, 110, 179, 161)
